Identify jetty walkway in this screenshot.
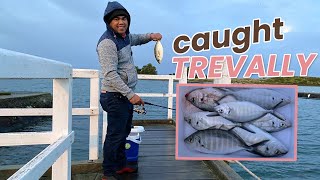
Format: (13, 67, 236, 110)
(0, 122, 242, 180)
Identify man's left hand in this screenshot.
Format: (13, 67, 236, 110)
(150, 33, 162, 41)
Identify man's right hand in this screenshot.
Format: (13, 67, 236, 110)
(129, 94, 144, 105)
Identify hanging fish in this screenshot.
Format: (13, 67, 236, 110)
(154, 40, 163, 64)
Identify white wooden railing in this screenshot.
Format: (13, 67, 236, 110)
(0, 47, 188, 179)
(72, 69, 100, 161)
(0, 48, 74, 179)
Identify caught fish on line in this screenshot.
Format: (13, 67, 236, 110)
(154, 40, 163, 64)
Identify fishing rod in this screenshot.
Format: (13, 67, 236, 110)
(144, 101, 176, 110)
(133, 101, 176, 115)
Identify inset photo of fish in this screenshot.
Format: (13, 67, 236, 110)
(176, 84, 297, 161)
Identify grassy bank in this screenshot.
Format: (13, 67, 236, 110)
(0, 92, 11, 96)
(189, 77, 320, 86)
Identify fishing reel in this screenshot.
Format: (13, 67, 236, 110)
(133, 105, 147, 115)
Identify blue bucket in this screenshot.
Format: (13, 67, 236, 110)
(125, 126, 144, 162)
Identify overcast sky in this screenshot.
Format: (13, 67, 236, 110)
(1, 0, 319, 76)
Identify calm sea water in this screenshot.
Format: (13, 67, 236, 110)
(0, 79, 319, 179)
(0, 79, 177, 165)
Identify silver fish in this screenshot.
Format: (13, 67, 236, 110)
(224, 88, 291, 109)
(185, 88, 225, 111)
(154, 40, 163, 64)
(182, 97, 203, 118)
(230, 127, 269, 146)
(214, 101, 273, 122)
(250, 113, 291, 132)
(244, 123, 288, 157)
(184, 112, 240, 131)
(185, 129, 252, 154)
(218, 95, 237, 104)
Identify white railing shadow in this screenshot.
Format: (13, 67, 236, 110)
(0, 48, 74, 179)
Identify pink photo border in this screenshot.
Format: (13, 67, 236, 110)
(175, 83, 298, 161)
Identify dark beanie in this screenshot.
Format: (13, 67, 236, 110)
(104, 9, 130, 24)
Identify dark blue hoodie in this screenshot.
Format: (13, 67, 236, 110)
(97, 1, 152, 99)
(98, 1, 131, 50)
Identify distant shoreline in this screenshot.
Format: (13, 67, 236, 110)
(188, 76, 320, 86)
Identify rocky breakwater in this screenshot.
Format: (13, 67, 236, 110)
(0, 92, 52, 132)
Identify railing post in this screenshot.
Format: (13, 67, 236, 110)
(89, 76, 100, 160)
(168, 77, 174, 120)
(52, 78, 72, 180)
(179, 66, 188, 84)
(214, 58, 231, 84)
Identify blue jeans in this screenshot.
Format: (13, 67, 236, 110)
(100, 92, 133, 176)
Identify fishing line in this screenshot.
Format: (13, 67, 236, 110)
(144, 101, 176, 110)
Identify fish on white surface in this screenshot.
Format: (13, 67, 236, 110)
(184, 129, 252, 154)
(185, 88, 225, 111)
(184, 111, 240, 131)
(218, 95, 237, 104)
(182, 97, 203, 118)
(230, 127, 269, 146)
(250, 113, 291, 132)
(154, 40, 163, 64)
(214, 101, 274, 122)
(244, 123, 289, 157)
(224, 88, 291, 109)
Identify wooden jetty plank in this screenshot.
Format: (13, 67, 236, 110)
(74, 172, 215, 180)
(127, 124, 217, 180)
(70, 124, 218, 180)
(142, 131, 175, 137)
(142, 138, 175, 145)
(139, 145, 175, 154)
(136, 124, 175, 131)
(119, 171, 215, 180)
(2, 124, 242, 180)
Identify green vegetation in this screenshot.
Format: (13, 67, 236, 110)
(136, 63, 157, 75)
(0, 92, 11, 96)
(189, 77, 320, 86)
(232, 77, 320, 86)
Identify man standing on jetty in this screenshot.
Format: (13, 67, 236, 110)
(97, 1, 162, 180)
